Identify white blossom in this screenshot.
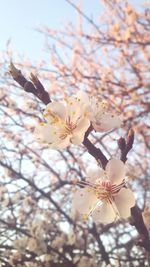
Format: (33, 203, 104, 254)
(73, 159, 135, 224)
(35, 96, 90, 149)
(74, 91, 122, 132)
(27, 237, 47, 255)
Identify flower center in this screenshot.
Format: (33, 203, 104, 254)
(59, 117, 77, 140)
(44, 110, 60, 124)
(96, 181, 125, 202)
(77, 180, 125, 203)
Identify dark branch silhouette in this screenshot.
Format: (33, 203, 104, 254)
(118, 129, 150, 251)
(9, 62, 51, 105)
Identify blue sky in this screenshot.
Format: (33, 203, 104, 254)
(0, 0, 145, 62)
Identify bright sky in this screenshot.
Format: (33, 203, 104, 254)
(0, 0, 145, 62)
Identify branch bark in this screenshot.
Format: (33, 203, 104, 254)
(83, 136, 108, 169)
(9, 62, 51, 105)
(118, 129, 150, 252)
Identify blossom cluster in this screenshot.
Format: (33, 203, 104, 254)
(35, 91, 135, 225)
(35, 91, 122, 149)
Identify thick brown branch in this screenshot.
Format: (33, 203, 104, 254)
(83, 136, 108, 169)
(131, 206, 150, 251)
(9, 62, 51, 105)
(118, 130, 150, 251)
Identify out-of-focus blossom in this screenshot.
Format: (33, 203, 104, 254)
(73, 159, 135, 224)
(51, 233, 67, 249)
(74, 91, 122, 132)
(27, 237, 47, 256)
(14, 237, 28, 253)
(9, 251, 22, 266)
(35, 96, 90, 149)
(77, 256, 97, 267)
(67, 232, 76, 245)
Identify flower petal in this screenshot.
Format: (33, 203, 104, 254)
(70, 118, 90, 145)
(73, 117, 90, 134)
(35, 123, 59, 144)
(73, 188, 98, 215)
(74, 91, 90, 107)
(92, 202, 116, 224)
(114, 188, 135, 219)
(93, 113, 122, 132)
(35, 123, 70, 149)
(106, 159, 126, 184)
(66, 100, 87, 123)
(71, 133, 85, 145)
(44, 102, 67, 122)
(86, 168, 105, 183)
(54, 135, 71, 149)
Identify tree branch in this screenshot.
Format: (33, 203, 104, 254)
(118, 129, 150, 251)
(118, 128, 134, 163)
(131, 206, 150, 251)
(90, 223, 110, 264)
(83, 136, 108, 169)
(9, 64, 108, 169)
(9, 62, 51, 105)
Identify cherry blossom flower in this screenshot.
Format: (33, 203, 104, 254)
(73, 159, 135, 224)
(74, 91, 122, 132)
(27, 237, 47, 255)
(35, 96, 90, 149)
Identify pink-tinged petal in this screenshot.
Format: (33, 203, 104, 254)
(92, 202, 116, 224)
(54, 135, 71, 149)
(34, 124, 59, 144)
(73, 188, 98, 215)
(73, 118, 90, 134)
(35, 123, 70, 149)
(74, 91, 90, 106)
(106, 159, 126, 184)
(70, 118, 90, 145)
(86, 168, 105, 183)
(66, 101, 86, 123)
(93, 113, 122, 132)
(66, 97, 80, 116)
(114, 188, 135, 219)
(71, 133, 85, 145)
(44, 102, 67, 122)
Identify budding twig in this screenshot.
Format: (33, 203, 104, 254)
(9, 64, 108, 169)
(9, 62, 51, 105)
(118, 128, 134, 163)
